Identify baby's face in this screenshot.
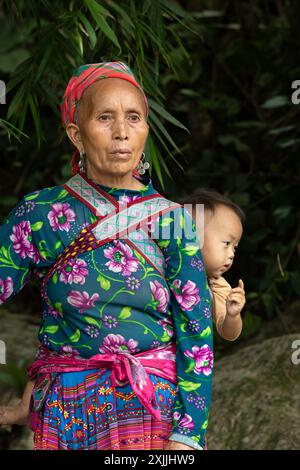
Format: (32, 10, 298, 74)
(199, 204, 243, 279)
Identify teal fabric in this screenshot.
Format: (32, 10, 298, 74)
(0, 176, 213, 448)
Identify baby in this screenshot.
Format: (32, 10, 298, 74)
(183, 188, 246, 341)
(0, 188, 245, 427)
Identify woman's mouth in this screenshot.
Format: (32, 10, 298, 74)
(110, 149, 131, 158)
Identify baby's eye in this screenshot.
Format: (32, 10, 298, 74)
(223, 241, 230, 246)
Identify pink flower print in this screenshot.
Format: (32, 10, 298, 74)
(104, 240, 139, 276)
(150, 280, 169, 312)
(59, 258, 88, 285)
(60, 345, 83, 359)
(0, 277, 13, 305)
(10, 220, 40, 262)
(48, 203, 76, 232)
(99, 334, 139, 354)
(173, 413, 194, 435)
(67, 290, 99, 313)
(171, 279, 200, 311)
(119, 195, 140, 205)
(119, 195, 132, 205)
(184, 344, 213, 376)
(158, 318, 173, 337)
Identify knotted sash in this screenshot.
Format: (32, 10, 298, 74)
(27, 342, 177, 430)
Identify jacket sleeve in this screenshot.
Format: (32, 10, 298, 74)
(0, 194, 45, 305)
(159, 205, 213, 450)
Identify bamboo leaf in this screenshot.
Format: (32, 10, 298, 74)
(28, 93, 42, 145)
(84, 0, 120, 49)
(78, 12, 97, 49)
(148, 98, 189, 131)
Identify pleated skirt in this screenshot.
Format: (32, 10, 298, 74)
(31, 368, 177, 450)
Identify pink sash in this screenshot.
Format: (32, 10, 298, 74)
(27, 343, 177, 430)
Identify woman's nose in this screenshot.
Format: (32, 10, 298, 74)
(112, 118, 128, 140)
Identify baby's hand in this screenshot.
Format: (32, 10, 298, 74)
(226, 279, 246, 317)
(0, 402, 29, 426)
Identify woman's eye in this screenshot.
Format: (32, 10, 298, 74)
(98, 114, 111, 121)
(128, 114, 140, 122)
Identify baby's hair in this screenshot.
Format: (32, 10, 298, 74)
(180, 188, 246, 223)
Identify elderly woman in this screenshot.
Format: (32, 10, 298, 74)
(0, 62, 213, 450)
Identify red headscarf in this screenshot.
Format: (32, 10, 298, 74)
(61, 62, 149, 175)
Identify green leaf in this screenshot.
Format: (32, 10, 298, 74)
(84, 0, 120, 49)
(90, 214, 98, 223)
(149, 110, 182, 155)
(57, 189, 68, 199)
(54, 240, 62, 251)
(161, 330, 172, 342)
(261, 95, 290, 109)
(119, 306, 132, 319)
(184, 361, 195, 374)
(28, 93, 42, 145)
(69, 329, 81, 343)
(97, 274, 111, 290)
(201, 419, 208, 430)
(200, 326, 211, 338)
(180, 322, 187, 333)
(268, 125, 295, 136)
(52, 272, 58, 284)
(133, 249, 145, 264)
(160, 217, 173, 227)
(158, 240, 170, 249)
(148, 98, 189, 131)
(7, 82, 27, 120)
(24, 192, 39, 201)
(39, 250, 48, 260)
(146, 267, 154, 274)
(0, 246, 9, 260)
(182, 244, 199, 256)
(78, 12, 97, 49)
(31, 221, 43, 231)
(84, 316, 101, 328)
(178, 380, 201, 391)
(44, 325, 59, 334)
(54, 302, 63, 314)
(180, 214, 185, 229)
(241, 312, 262, 338)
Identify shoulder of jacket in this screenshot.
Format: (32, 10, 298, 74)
(21, 185, 68, 203)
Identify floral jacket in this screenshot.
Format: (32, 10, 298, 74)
(0, 174, 213, 449)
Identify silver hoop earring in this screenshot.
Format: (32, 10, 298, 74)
(136, 152, 150, 175)
(79, 150, 86, 173)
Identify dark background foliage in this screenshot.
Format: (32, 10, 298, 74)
(0, 0, 299, 350)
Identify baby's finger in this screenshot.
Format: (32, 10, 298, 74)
(231, 287, 245, 294)
(238, 279, 244, 289)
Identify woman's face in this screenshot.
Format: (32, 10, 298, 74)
(66, 78, 149, 180)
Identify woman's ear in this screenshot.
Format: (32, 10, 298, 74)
(66, 123, 83, 152)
